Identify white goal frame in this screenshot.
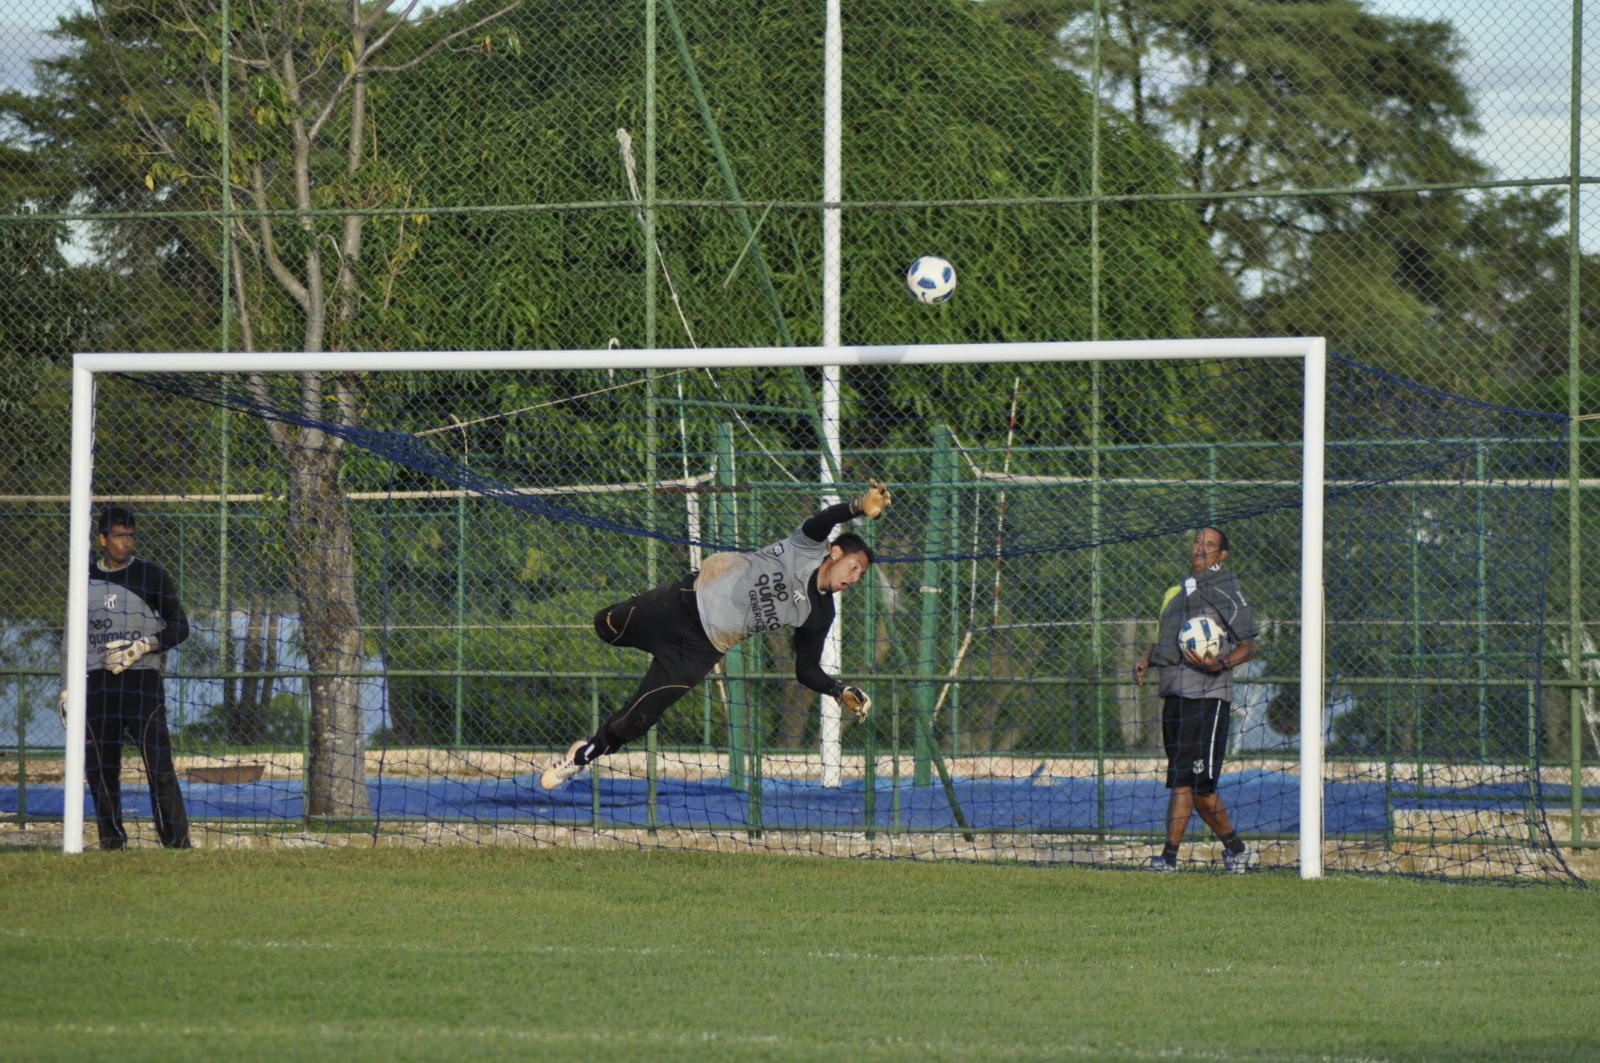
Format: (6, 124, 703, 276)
(65, 339, 1328, 877)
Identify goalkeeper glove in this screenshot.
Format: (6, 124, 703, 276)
(853, 479, 892, 520)
(102, 636, 155, 675)
(58, 690, 69, 727)
(838, 685, 872, 724)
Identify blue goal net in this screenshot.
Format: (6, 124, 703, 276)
(10, 349, 1578, 880)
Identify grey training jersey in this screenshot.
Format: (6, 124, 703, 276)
(1151, 562, 1256, 703)
(61, 558, 183, 685)
(1157, 594, 1237, 701)
(693, 528, 831, 653)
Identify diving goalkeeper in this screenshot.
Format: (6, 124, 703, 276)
(539, 480, 892, 789)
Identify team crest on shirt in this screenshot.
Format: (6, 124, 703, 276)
(794, 590, 805, 603)
(104, 593, 118, 609)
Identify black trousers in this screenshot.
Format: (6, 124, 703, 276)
(592, 573, 724, 749)
(85, 669, 191, 849)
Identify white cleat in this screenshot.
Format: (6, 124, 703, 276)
(1223, 845, 1260, 874)
(539, 739, 588, 790)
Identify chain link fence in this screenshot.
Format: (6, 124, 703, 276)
(1, 0, 1594, 871)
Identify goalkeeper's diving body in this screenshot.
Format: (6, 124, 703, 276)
(539, 480, 891, 789)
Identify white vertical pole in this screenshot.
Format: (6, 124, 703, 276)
(63, 361, 97, 854)
(818, 0, 844, 788)
(820, 374, 843, 788)
(1298, 339, 1327, 879)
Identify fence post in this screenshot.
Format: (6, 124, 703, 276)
(717, 424, 748, 789)
(913, 426, 953, 786)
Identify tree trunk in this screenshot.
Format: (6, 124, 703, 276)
(233, 595, 266, 743)
(283, 442, 370, 818)
(260, 606, 281, 731)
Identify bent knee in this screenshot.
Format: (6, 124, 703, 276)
(595, 605, 627, 644)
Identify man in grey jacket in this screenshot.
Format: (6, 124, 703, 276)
(540, 480, 891, 789)
(61, 505, 192, 849)
(1133, 525, 1258, 872)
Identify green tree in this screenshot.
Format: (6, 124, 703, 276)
(2, 0, 1223, 750)
(2, 0, 526, 816)
(997, 0, 1482, 287)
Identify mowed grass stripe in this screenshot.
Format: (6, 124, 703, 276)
(1, 847, 1595, 1062)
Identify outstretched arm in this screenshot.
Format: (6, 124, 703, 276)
(792, 625, 872, 722)
(799, 479, 893, 542)
(791, 623, 838, 696)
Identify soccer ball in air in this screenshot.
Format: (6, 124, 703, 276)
(905, 256, 957, 305)
(1178, 615, 1224, 659)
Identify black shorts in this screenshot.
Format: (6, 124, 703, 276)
(1161, 696, 1231, 795)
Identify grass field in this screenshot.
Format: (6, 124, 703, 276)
(1, 846, 1596, 1062)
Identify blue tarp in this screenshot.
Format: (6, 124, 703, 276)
(6, 768, 1588, 833)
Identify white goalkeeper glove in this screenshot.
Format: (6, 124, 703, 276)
(58, 690, 69, 727)
(102, 636, 155, 675)
(838, 685, 872, 724)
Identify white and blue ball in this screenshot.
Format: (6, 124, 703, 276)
(905, 256, 957, 305)
(1177, 615, 1224, 659)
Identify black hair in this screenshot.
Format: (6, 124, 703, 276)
(832, 532, 875, 565)
(1201, 525, 1229, 553)
(98, 505, 136, 535)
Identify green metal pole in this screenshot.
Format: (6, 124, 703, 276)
(1475, 443, 1489, 760)
(1206, 445, 1219, 521)
(660, 0, 794, 347)
(913, 427, 953, 786)
(891, 679, 902, 833)
(1527, 680, 1541, 848)
(644, 0, 657, 350)
(1091, 375, 1107, 829)
(747, 489, 762, 835)
(645, 403, 660, 823)
(947, 555, 959, 759)
(716, 424, 748, 788)
(863, 518, 879, 839)
(217, 408, 230, 742)
(1381, 649, 1394, 845)
(219, 0, 233, 355)
(177, 516, 187, 730)
(454, 489, 466, 748)
(1566, 0, 1586, 847)
(644, 0, 661, 816)
(592, 678, 606, 827)
(1410, 492, 1424, 786)
(644, 0, 660, 588)
(1089, 0, 1102, 340)
(217, 0, 234, 749)
(14, 679, 24, 826)
(1089, 1, 1108, 831)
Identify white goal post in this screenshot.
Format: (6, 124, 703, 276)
(66, 339, 1328, 877)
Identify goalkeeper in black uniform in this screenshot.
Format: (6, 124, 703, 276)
(59, 506, 192, 849)
(540, 480, 892, 789)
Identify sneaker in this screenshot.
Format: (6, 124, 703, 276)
(539, 739, 588, 790)
(1223, 845, 1260, 874)
(1147, 855, 1177, 873)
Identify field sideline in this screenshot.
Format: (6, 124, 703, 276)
(1, 847, 1595, 1062)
